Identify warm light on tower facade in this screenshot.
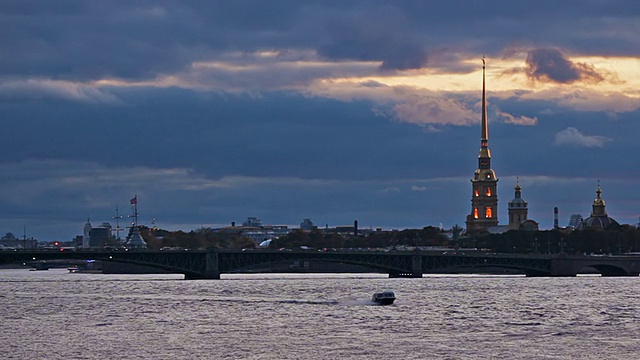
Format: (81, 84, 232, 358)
(466, 59, 499, 233)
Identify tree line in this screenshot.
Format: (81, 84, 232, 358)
(125, 224, 640, 255)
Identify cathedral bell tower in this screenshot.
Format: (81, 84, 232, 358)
(466, 58, 499, 233)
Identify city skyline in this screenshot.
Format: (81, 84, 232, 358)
(1, 1, 639, 241)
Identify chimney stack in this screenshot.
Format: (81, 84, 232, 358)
(354, 220, 358, 237)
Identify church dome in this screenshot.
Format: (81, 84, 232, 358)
(581, 215, 618, 229)
(509, 198, 527, 206)
(579, 183, 618, 230)
(508, 180, 527, 208)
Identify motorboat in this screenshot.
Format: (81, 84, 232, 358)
(372, 291, 395, 305)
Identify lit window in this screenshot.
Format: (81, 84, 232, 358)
(485, 207, 492, 218)
(474, 188, 479, 197)
(473, 208, 479, 219)
(486, 187, 491, 196)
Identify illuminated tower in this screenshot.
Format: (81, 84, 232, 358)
(466, 59, 499, 232)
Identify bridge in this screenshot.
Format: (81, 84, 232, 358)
(2, 249, 640, 279)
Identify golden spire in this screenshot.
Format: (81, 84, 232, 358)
(477, 57, 491, 162)
(594, 180, 605, 206)
(481, 56, 488, 143)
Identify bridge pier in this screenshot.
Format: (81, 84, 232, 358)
(184, 272, 220, 280)
(549, 258, 578, 277)
(204, 250, 221, 279)
(389, 256, 423, 278)
(184, 250, 221, 280)
(389, 272, 423, 278)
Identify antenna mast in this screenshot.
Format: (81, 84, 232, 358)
(129, 195, 138, 227)
(113, 207, 123, 240)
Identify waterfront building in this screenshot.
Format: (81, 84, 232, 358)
(242, 230, 279, 243)
(579, 183, 619, 230)
(466, 59, 499, 233)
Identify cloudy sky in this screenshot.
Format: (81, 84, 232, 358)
(1, 1, 639, 241)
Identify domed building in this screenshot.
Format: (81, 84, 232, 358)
(507, 179, 539, 231)
(579, 183, 619, 230)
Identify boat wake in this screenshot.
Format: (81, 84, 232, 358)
(207, 297, 384, 306)
(277, 299, 339, 305)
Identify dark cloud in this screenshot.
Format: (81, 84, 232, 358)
(1, 1, 638, 82)
(0, 1, 302, 80)
(525, 48, 604, 84)
(317, 7, 427, 70)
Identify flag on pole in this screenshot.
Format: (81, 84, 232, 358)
(130, 196, 137, 205)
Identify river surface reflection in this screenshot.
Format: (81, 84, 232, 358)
(1, 269, 639, 359)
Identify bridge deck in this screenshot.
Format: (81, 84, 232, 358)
(1, 250, 639, 278)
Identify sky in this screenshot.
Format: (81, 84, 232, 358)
(1, 1, 640, 242)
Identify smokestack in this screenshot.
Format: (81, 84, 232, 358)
(554, 207, 559, 229)
(354, 220, 358, 237)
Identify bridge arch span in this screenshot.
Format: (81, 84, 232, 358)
(219, 251, 413, 276)
(579, 263, 630, 276)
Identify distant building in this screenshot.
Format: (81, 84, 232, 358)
(72, 235, 84, 248)
(507, 180, 539, 231)
(242, 230, 278, 243)
(88, 222, 112, 247)
(82, 219, 117, 248)
(568, 214, 583, 229)
(579, 183, 619, 230)
(242, 217, 262, 227)
(300, 218, 316, 231)
(83, 219, 92, 248)
(519, 219, 540, 232)
(241, 225, 289, 244)
(508, 180, 528, 230)
(0, 232, 37, 249)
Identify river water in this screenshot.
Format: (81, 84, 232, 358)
(1, 269, 639, 359)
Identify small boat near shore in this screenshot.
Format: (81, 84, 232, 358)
(372, 291, 395, 305)
(67, 266, 102, 274)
